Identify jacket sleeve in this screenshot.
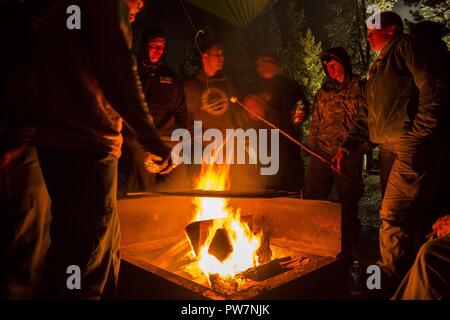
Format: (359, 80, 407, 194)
(400, 38, 448, 138)
(307, 93, 320, 147)
(85, 0, 169, 157)
(341, 81, 370, 154)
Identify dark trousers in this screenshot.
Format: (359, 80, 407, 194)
(37, 149, 120, 299)
(377, 133, 445, 286)
(305, 148, 364, 255)
(392, 234, 450, 300)
(0, 147, 51, 299)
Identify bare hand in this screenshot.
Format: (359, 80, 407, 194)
(331, 148, 348, 174)
(0, 145, 28, 169)
(432, 215, 450, 238)
(144, 153, 176, 174)
(243, 95, 266, 121)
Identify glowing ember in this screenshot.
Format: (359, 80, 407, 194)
(190, 164, 261, 280)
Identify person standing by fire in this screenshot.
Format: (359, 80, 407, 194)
(10, 0, 174, 299)
(242, 53, 307, 191)
(305, 47, 367, 259)
(332, 12, 448, 294)
(119, 27, 188, 192)
(183, 39, 253, 189)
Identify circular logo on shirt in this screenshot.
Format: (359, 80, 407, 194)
(200, 88, 229, 115)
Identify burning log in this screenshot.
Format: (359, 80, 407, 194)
(238, 256, 310, 281)
(209, 273, 239, 295)
(239, 257, 291, 281)
(185, 215, 254, 256)
(208, 228, 233, 262)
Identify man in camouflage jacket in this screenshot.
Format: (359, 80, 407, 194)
(306, 47, 367, 258)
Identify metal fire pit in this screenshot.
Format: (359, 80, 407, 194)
(117, 192, 346, 299)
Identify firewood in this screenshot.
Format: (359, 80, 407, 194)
(208, 228, 233, 262)
(209, 273, 238, 295)
(239, 256, 292, 281)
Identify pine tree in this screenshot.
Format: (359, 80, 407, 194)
(279, 0, 306, 80)
(296, 29, 324, 105)
(295, 29, 324, 141)
(404, 0, 450, 47)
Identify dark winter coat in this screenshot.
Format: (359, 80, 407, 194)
(139, 62, 188, 137)
(342, 34, 448, 153)
(8, 0, 169, 158)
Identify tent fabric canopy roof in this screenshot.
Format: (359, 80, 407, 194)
(186, 0, 276, 28)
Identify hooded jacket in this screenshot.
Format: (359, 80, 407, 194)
(308, 47, 366, 156)
(138, 29, 188, 138)
(342, 34, 448, 153)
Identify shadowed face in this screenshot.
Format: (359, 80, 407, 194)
(202, 46, 224, 77)
(256, 57, 280, 79)
(147, 37, 166, 63)
(367, 26, 396, 52)
(326, 59, 344, 82)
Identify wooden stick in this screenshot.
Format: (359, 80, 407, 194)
(230, 97, 333, 166)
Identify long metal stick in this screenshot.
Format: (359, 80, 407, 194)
(230, 96, 333, 166)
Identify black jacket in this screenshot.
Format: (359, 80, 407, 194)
(8, 0, 169, 158)
(243, 75, 307, 136)
(138, 62, 188, 138)
(342, 34, 448, 152)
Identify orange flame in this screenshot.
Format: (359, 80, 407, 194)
(190, 164, 261, 279)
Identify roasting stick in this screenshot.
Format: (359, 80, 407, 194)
(230, 96, 333, 166)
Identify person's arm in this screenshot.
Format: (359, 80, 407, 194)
(84, 0, 169, 158)
(333, 80, 369, 173)
(401, 38, 448, 138)
(340, 81, 370, 154)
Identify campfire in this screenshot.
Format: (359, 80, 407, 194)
(183, 164, 294, 294)
(118, 168, 344, 299)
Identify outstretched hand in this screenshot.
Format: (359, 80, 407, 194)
(243, 95, 267, 121)
(432, 215, 450, 238)
(331, 147, 348, 174)
(144, 153, 176, 175)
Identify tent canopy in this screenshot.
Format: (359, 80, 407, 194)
(186, 0, 277, 28)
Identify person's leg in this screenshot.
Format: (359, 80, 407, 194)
(37, 148, 120, 299)
(334, 152, 364, 257)
(378, 146, 395, 199)
(392, 235, 450, 300)
(304, 154, 333, 200)
(0, 147, 51, 299)
(379, 134, 444, 287)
